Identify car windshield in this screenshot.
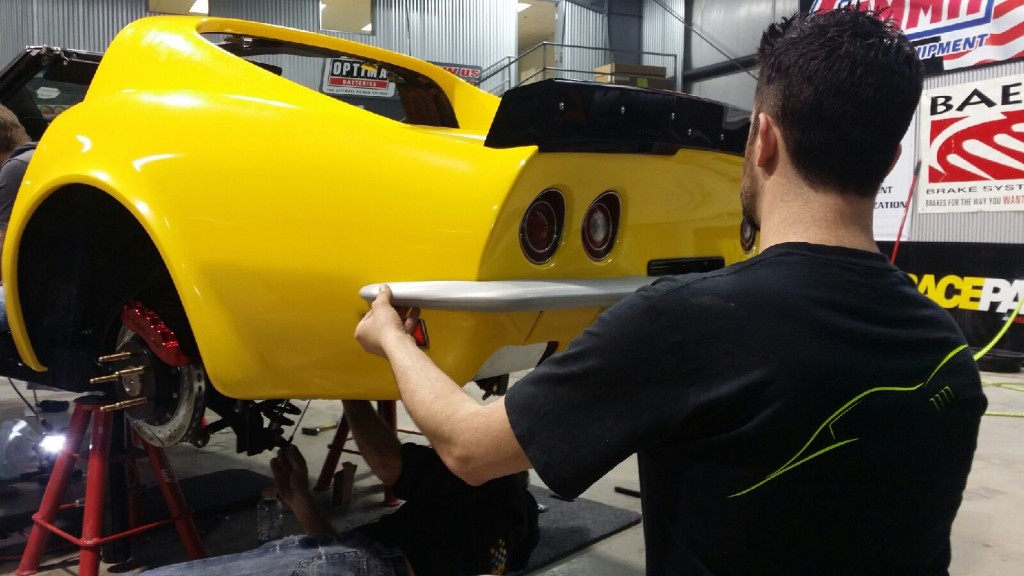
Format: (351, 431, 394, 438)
(26, 73, 89, 123)
(4, 52, 97, 140)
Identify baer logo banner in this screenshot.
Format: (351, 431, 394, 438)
(806, 1, 1024, 72)
(919, 75, 1024, 213)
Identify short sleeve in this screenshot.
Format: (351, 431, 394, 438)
(0, 157, 29, 229)
(504, 281, 690, 498)
(391, 443, 476, 502)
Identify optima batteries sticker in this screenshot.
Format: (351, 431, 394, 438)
(321, 58, 396, 98)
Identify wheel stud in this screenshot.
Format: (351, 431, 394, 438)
(88, 365, 146, 385)
(99, 397, 150, 412)
(98, 352, 133, 363)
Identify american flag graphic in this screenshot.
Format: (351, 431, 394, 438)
(806, 1, 1024, 71)
(944, 0, 1024, 69)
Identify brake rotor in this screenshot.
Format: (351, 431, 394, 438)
(109, 326, 206, 447)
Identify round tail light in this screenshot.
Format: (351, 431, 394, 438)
(520, 189, 565, 264)
(582, 191, 620, 260)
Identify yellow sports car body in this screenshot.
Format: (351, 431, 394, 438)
(0, 16, 750, 451)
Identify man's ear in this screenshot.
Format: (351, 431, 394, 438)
(885, 143, 903, 177)
(754, 112, 778, 169)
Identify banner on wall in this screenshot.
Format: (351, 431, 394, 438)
(430, 61, 482, 85)
(919, 75, 1024, 213)
(874, 123, 917, 241)
(879, 241, 1024, 352)
(321, 58, 396, 98)
(805, 1, 1024, 72)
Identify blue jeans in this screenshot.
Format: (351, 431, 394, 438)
(140, 532, 410, 576)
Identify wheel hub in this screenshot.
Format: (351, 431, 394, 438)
(103, 325, 206, 447)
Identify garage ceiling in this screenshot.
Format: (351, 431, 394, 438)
(519, 0, 557, 51)
(148, 0, 207, 15)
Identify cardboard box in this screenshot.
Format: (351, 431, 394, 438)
(595, 75, 677, 90)
(594, 63, 667, 78)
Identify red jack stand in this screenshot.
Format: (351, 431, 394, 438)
(16, 396, 206, 576)
(314, 401, 401, 506)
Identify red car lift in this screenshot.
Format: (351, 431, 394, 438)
(16, 396, 206, 576)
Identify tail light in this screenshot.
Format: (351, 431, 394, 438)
(411, 319, 429, 348)
(520, 189, 565, 264)
(582, 191, 620, 260)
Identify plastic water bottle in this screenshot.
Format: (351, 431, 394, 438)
(256, 487, 284, 545)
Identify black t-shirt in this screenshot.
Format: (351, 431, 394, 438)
(360, 443, 539, 576)
(0, 142, 36, 229)
(505, 242, 986, 575)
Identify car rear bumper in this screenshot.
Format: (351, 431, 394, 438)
(358, 277, 655, 312)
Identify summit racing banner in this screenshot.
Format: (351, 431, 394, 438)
(919, 75, 1024, 213)
(321, 58, 396, 98)
(805, 1, 1024, 72)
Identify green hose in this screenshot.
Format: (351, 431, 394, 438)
(972, 292, 1024, 362)
(972, 292, 1024, 418)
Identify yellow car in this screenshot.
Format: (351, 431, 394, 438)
(0, 16, 750, 453)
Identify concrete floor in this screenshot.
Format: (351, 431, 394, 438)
(0, 368, 1021, 575)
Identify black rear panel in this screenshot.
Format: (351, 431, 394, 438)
(648, 257, 725, 276)
(485, 79, 750, 156)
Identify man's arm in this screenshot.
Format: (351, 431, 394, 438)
(355, 286, 531, 486)
(340, 400, 403, 486)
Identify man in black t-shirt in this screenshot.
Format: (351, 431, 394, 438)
(354, 7, 986, 576)
(142, 399, 538, 576)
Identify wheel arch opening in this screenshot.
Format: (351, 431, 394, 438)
(16, 184, 191, 391)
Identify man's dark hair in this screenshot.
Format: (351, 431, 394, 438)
(755, 7, 923, 197)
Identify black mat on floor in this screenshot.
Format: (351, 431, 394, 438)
(1, 470, 641, 573)
(150, 468, 275, 520)
(515, 486, 642, 574)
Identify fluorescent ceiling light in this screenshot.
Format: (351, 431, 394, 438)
(189, 0, 208, 14)
(517, 3, 531, 12)
(361, 23, 373, 32)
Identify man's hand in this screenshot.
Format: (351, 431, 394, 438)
(270, 444, 310, 506)
(355, 284, 420, 357)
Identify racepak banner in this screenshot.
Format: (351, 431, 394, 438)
(804, 1, 1024, 72)
(919, 75, 1024, 212)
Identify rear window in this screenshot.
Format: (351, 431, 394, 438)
(206, 33, 458, 128)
